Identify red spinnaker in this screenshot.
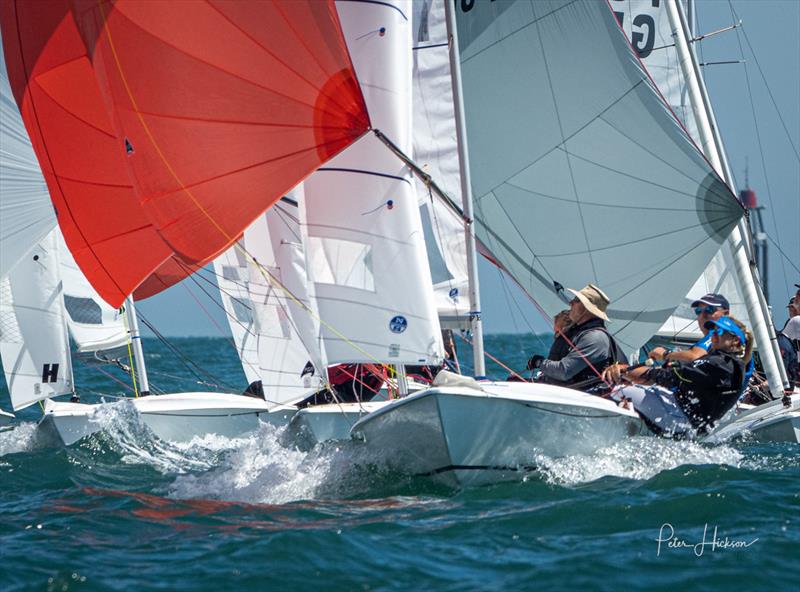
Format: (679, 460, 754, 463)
(1, 0, 173, 306)
(1, 0, 369, 307)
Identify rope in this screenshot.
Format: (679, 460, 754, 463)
(120, 304, 139, 398)
(457, 332, 526, 382)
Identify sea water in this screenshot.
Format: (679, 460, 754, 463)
(1, 336, 797, 591)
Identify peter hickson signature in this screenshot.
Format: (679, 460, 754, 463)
(657, 523, 759, 556)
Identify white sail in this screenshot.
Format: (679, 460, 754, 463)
(213, 242, 261, 386)
(0, 46, 57, 278)
(412, 0, 470, 327)
(302, 0, 444, 366)
(56, 230, 128, 359)
(244, 193, 327, 406)
(455, 0, 743, 352)
(612, 0, 751, 340)
(613, 0, 699, 142)
(0, 230, 73, 410)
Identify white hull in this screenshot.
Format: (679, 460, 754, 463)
(287, 401, 389, 449)
(284, 379, 428, 448)
(703, 393, 800, 444)
(39, 393, 296, 446)
(351, 382, 647, 487)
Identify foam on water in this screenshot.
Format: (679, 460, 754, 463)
(168, 422, 336, 504)
(534, 435, 745, 486)
(0, 421, 40, 458)
(75, 400, 246, 474)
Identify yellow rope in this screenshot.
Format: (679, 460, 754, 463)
(120, 304, 139, 398)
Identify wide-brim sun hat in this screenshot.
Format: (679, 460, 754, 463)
(567, 283, 610, 321)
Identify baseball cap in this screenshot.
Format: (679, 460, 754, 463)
(691, 293, 730, 309)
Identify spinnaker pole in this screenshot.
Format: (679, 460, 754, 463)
(123, 296, 150, 396)
(666, 0, 789, 395)
(444, 0, 485, 378)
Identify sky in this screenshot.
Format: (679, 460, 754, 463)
(138, 0, 800, 338)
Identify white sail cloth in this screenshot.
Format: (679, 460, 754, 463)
(214, 243, 261, 386)
(244, 194, 327, 406)
(0, 230, 73, 410)
(57, 230, 128, 358)
(0, 45, 57, 279)
(455, 0, 743, 353)
(215, 195, 327, 406)
(302, 0, 444, 366)
(611, 0, 752, 339)
(411, 0, 470, 327)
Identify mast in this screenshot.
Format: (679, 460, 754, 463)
(666, 0, 789, 395)
(444, 0, 485, 378)
(123, 296, 150, 396)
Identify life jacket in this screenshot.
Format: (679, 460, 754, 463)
(544, 318, 627, 388)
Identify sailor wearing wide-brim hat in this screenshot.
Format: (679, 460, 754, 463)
(566, 283, 610, 321)
(526, 283, 625, 389)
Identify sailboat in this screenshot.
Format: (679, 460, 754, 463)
(612, 0, 799, 443)
(0, 0, 371, 443)
(349, 0, 767, 487)
(286, 0, 446, 446)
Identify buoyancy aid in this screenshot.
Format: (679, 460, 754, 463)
(544, 318, 627, 388)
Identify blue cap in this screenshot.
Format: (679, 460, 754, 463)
(703, 316, 745, 344)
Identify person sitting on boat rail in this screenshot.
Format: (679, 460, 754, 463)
(649, 293, 730, 364)
(527, 284, 626, 389)
(602, 316, 751, 437)
(650, 292, 754, 394)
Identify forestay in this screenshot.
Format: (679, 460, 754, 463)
(455, 0, 743, 352)
(411, 0, 470, 327)
(0, 44, 56, 279)
(0, 230, 73, 410)
(302, 0, 444, 366)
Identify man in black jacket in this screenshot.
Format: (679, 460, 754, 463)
(528, 284, 627, 389)
(603, 316, 748, 436)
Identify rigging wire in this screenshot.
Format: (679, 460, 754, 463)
(136, 312, 238, 393)
(722, 0, 794, 299)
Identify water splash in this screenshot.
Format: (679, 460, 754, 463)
(168, 423, 334, 504)
(0, 421, 40, 458)
(73, 400, 245, 475)
(535, 436, 744, 486)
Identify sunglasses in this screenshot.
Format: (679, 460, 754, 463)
(711, 328, 741, 342)
(694, 305, 717, 316)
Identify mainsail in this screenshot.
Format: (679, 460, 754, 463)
(302, 0, 444, 366)
(1, 0, 369, 307)
(455, 0, 744, 352)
